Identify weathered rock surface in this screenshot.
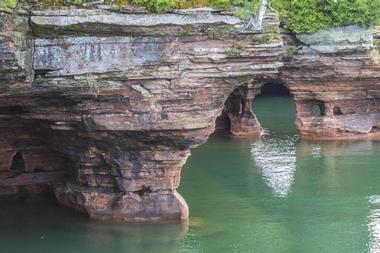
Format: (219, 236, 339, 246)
(282, 25, 380, 139)
(297, 25, 373, 53)
(0, 3, 379, 220)
(219, 82, 262, 137)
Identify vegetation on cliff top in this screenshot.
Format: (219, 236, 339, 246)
(30, 0, 380, 33)
(270, 0, 380, 33)
(0, 0, 17, 8)
(35, 0, 261, 15)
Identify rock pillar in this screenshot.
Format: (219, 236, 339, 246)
(54, 143, 190, 221)
(225, 83, 262, 137)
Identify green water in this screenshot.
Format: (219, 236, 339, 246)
(2, 96, 380, 253)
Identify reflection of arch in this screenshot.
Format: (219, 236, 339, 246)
(251, 134, 297, 197)
(9, 152, 25, 171)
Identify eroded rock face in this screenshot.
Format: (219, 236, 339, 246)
(282, 25, 380, 139)
(218, 83, 262, 138)
(0, 4, 379, 220)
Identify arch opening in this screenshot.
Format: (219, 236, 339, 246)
(215, 85, 262, 137)
(9, 152, 25, 171)
(311, 102, 325, 117)
(259, 82, 290, 97)
(371, 125, 380, 133)
(253, 82, 296, 133)
(215, 82, 297, 137)
(312, 104, 322, 117)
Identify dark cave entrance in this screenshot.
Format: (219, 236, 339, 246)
(215, 84, 259, 137)
(258, 82, 290, 97)
(9, 152, 26, 171)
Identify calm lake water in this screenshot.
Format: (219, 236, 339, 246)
(1, 95, 380, 253)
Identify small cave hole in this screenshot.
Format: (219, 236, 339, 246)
(311, 103, 324, 117)
(134, 186, 152, 197)
(9, 152, 25, 171)
(371, 126, 380, 133)
(333, 105, 343, 116)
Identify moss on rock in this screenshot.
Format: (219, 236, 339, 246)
(34, 0, 261, 16)
(270, 0, 380, 33)
(0, 0, 18, 9)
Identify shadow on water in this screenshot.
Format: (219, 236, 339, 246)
(0, 195, 188, 253)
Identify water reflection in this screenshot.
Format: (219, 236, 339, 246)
(368, 196, 380, 253)
(250, 130, 298, 197)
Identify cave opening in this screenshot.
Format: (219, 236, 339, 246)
(253, 82, 296, 133)
(333, 105, 343, 116)
(214, 85, 245, 134)
(311, 102, 325, 117)
(134, 186, 152, 197)
(258, 82, 291, 97)
(9, 152, 26, 171)
(371, 126, 380, 133)
(215, 82, 296, 135)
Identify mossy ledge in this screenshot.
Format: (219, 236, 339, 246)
(20, 0, 379, 33)
(33, 0, 262, 17)
(0, 0, 18, 9)
(270, 0, 380, 33)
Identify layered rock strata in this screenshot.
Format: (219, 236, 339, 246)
(282, 25, 380, 139)
(217, 83, 262, 137)
(0, 3, 379, 220)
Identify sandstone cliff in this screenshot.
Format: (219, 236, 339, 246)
(0, 3, 379, 221)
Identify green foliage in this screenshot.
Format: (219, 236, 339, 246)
(204, 25, 237, 39)
(252, 33, 280, 45)
(270, 0, 380, 33)
(233, 0, 261, 20)
(131, 0, 175, 12)
(0, 0, 18, 8)
(174, 0, 211, 8)
(36, 0, 81, 8)
(210, 0, 232, 9)
(35, 0, 262, 14)
(105, 0, 129, 10)
(280, 47, 297, 61)
(225, 42, 247, 57)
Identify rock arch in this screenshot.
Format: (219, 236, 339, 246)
(0, 5, 379, 222)
(217, 83, 262, 138)
(217, 81, 296, 137)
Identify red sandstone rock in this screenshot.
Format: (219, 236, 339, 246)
(0, 4, 379, 221)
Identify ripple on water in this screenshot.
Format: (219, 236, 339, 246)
(368, 195, 380, 253)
